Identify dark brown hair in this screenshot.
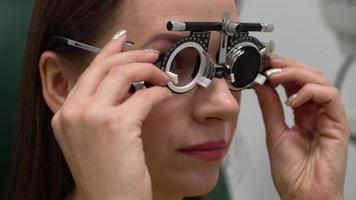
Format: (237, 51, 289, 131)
(7, 0, 126, 199)
(6, 0, 206, 200)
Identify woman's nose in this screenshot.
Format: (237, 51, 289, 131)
(192, 78, 240, 124)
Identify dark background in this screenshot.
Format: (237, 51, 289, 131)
(0, 1, 229, 199)
(0, 0, 34, 198)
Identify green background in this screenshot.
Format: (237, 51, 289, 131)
(0, 0, 34, 198)
(0, 1, 230, 199)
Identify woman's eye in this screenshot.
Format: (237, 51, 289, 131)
(173, 56, 185, 70)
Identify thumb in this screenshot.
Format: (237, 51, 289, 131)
(254, 84, 288, 149)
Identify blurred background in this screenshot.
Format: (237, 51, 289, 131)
(0, 0, 355, 199)
(0, 0, 34, 198)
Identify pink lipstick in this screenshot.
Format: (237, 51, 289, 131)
(178, 140, 227, 161)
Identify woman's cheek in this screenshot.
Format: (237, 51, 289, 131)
(141, 97, 185, 148)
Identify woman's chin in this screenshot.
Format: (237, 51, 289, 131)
(183, 173, 220, 197)
(152, 167, 221, 198)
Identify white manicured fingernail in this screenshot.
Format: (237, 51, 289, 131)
(112, 30, 127, 40)
(265, 68, 282, 77)
(286, 93, 298, 106)
(144, 49, 160, 54)
(166, 72, 179, 85)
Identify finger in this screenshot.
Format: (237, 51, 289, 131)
(95, 30, 128, 60)
(72, 31, 128, 96)
(265, 66, 332, 87)
(74, 44, 160, 97)
(286, 84, 347, 124)
(254, 84, 288, 147)
(101, 49, 161, 71)
(79, 50, 160, 97)
(266, 56, 322, 74)
(119, 86, 172, 122)
(93, 63, 170, 105)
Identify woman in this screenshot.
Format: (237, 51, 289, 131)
(7, 0, 350, 199)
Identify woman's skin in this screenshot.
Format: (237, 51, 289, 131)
(38, 0, 350, 200)
(257, 58, 350, 200)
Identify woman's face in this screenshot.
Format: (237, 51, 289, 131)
(101, 0, 240, 198)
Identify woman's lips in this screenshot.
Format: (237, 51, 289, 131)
(178, 140, 227, 161)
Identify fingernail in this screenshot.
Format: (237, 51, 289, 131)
(124, 42, 135, 51)
(166, 72, 179, 85)
(144, 49, 160, 54)
(286, 93, 298, 106)
(112, 30, 127, 40)
(265, 68, 283, 77)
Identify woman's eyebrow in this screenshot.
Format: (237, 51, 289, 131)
(142, 33, 188, 47)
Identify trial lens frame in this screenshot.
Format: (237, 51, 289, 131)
(47, 12, 275, 93)
(164, 12, 275, 91)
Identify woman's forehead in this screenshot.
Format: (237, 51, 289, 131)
(132, 0, 238, 22)
(122, 0, 239, 46)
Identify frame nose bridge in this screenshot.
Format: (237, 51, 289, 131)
(207, 31, 223, 63)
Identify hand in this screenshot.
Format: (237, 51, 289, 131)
(255, 57, 350, 200)
(50, 32, 172, 200)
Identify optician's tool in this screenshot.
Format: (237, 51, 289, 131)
(47, 12, 275, 94)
